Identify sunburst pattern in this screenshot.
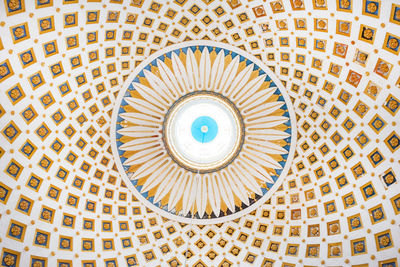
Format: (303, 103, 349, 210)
(112, 41, 296, 223)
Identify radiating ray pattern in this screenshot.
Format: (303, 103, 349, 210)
(113, 42, 296, 223)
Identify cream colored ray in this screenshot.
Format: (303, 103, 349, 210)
(123, 146, 164, 166)
(200, 177, 208, 217)
(168, 172, 190, 211)
(237, 157, 274, 183)
(119, 139, 163, 152)
(211, 174, 223, 216)
(193, 176, 202, 216)
(131, 154, 168, 179)
(208, 50, 225, 91)
(117, 126, 162, 139)
(241, 146, 282, 170)
(153, 165, 180, 203)
(238, 88, 277, 111)
(219, 171, 236, 212)
(132, 82, 169, 110)
(157, 59, 185, 96)
(118, 126, 162, 138)
(143, 163, 177, 194)
(247, 128, 290, 140)
(224, 63, 254, 97)
(171, 52, 191, 95)
(140, 160, 173, 193)
(198, 48, 211, 90)
(124, 97, 164, 118)
(246, 116, 289, 129)
(119, 136, 162, 151)
(213, 172, 234, 212)
(226, 167, 251, 205)
(133, 79, 171, 107)
(217, 55, 240, 93)
(195, 176, 207, 218)
(234, 159, 273, 184)
(231, 74, 266, 103)
(243, 101, 284, 118)
(245, 139, 288, 154)
(143, 69, 176, 103)
(207, 174, 221, 217)
(186, 48, 200, 91)
(119, 112, 162, 127)
(182, 174, 198, 215)
(229, 165, 262, 196)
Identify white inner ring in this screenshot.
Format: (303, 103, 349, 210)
(165, 94, 242, 171)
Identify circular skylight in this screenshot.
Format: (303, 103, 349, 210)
(164, 91, 244, 173)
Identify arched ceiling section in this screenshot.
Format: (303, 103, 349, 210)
(0, 0, 399, 266)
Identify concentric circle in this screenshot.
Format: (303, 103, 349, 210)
(163, 91, 244, 173)
(111, 40, 297, 224)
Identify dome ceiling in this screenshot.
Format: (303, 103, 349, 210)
(0, 0, 399, 266)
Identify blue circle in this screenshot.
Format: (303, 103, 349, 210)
(191, 116, 218, 143)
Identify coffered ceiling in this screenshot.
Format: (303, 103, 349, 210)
(0, 0, 399, 266)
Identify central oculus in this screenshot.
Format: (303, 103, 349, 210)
(163, 91, 244, 173)
(111, 40, 297, 224)
(192, 116, 218, 143)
